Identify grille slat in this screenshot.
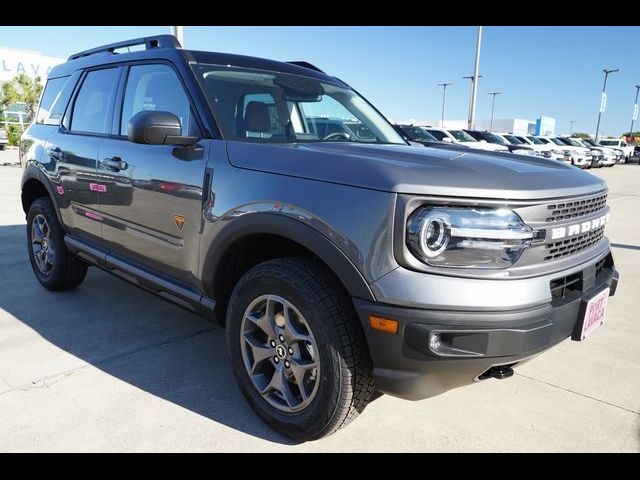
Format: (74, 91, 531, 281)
(550, 271, 583, 299)
(543, 226, 605, 261)
(545, 194, 607, 222)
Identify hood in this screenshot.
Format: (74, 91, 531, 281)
(226, 141, 606, 200)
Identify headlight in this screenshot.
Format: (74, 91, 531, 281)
(406, 207, 540, 269)
(512, 148, 534, 155)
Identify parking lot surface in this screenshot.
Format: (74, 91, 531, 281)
(0, 150, 638, 452)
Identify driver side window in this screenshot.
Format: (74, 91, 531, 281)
(120, 64, 199, 137)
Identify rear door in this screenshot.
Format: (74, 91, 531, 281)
(98, 62, 208, 287)
(47, 67, 120, 243)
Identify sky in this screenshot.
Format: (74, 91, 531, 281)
(1, 25, 638, 137)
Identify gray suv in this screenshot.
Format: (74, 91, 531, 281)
(19, 36, 619, 441)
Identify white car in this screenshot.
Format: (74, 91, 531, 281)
(425, 127, 510, 153)
(502, 134, 562, 160)
(598, 138, 634, 159)
(571, 138, 617, 167)
(532, 136, 591, 168)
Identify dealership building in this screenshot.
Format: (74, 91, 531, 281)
(404, 116, 557, 136)
(0, 46, 64, 82)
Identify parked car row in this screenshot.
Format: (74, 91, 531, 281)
(395, 124, 629, 169)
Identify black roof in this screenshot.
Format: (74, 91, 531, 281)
(51, 35, 338, 84)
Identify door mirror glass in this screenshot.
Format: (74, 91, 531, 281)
(127, 110, 197, 146)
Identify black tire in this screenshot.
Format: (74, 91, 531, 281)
(0, 144, 6, 151)
(26, 196, 88, 291)
(226, 257, 374, 441)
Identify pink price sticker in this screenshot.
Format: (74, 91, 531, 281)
(89, 183, 107, 193)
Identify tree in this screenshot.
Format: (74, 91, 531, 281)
(572, 132, 591, 139)
(0, 74, 43, 122)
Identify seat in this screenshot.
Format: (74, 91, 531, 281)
(243, 101, 271, 135)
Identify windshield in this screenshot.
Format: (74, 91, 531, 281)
(580, 138, 595, 146)
(400, 126, 437, 142)
(560, 138, 584, 147)
(482, 132, 508, 144)
(530, 136, 547, 144)
(599, 139, 620, 146)
(550, 138, 567, 146)
(503, 134, 523, 144)
(191, 64, 405, 145)
(449, 129, 477, 142)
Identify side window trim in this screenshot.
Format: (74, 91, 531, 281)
(62, 65, 123, 137)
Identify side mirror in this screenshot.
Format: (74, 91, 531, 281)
(128, 110, 198, 146)
(442, 137, 453, 143)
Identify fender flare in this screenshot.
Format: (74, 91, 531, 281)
(21, 164, 64, 226)
(202, 212, 375, 302)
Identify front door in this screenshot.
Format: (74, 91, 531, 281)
(98, 63, 208, 287)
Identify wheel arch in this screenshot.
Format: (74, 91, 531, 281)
(202, 213, 375, 321)
(21, 166, 63, 225)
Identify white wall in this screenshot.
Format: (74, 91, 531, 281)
(0, 47, 65, 82)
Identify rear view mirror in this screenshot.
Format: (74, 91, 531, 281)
(128, 110, 198, 146)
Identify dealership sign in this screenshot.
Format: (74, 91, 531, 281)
(0, 47, 65, 82)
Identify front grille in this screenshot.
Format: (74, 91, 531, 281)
(550, 271, 583, 299)
(595, 257, 606, 278)
(544, 226, 605, 261)
(545, 194, 607, 222)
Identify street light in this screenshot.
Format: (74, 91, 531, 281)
(594, 67, 619, 142)
(488, 92, 502, 131)
(437, 83, 452, 128)
(569, 120, 576, 135)
(463, 75, 483, 129)
(627, 85, 640, 145)
(171, 26, 184, 45)
(468, 26, 483, 130)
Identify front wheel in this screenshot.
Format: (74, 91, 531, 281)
(226, 257, 374, 441)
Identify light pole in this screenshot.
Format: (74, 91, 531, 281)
(171, 26, 184, 46)
(627, 85, 640, 145)
(468, 26, 483, 130)
(594, 67, 619, 142)
(569, 120, 576, 135)
(437, 83, 452, 128)
(488, 92, 501, 131)
(463, 75, 483, 129)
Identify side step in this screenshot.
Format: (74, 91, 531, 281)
(64, 235, 217, 320)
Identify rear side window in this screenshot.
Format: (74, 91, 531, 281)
(70, 68, 119, 134)
(36, 76, 75, 126)
(120, 64, 197, 136)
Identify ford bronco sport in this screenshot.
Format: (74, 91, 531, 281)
(20, 36, 619, 441)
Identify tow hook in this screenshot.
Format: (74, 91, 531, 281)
(479, 365, 514, 380)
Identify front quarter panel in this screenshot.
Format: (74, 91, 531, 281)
(199, 143, 399, 297)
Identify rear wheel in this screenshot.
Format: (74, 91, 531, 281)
(26, 197, 88, 290)
(226, 257, 374, 441)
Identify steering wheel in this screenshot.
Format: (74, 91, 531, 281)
(323, 131, 351, 141)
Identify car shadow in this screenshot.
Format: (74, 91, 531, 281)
(0, 224, 298, 445)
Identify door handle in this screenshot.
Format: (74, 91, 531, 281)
(47, 147, 63, 161)
(101, 157, 128, 171)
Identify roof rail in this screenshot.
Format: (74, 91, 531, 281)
(286, 61, 325, 73)
(68, 35, 182, 61)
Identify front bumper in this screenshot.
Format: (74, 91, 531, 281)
(354, 252, 618, 400)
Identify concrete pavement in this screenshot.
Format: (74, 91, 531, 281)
(0, 154, 638, 452)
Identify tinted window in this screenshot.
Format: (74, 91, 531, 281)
(120, 64, 196, 136)
(71, 68, 119, 134)
(427, 130, 448, 141)
(37, 76, 73, 125)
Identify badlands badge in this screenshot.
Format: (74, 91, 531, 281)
(173, 214, 185, 231)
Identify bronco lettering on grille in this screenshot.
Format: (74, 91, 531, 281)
(551, 213, 610, 240)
